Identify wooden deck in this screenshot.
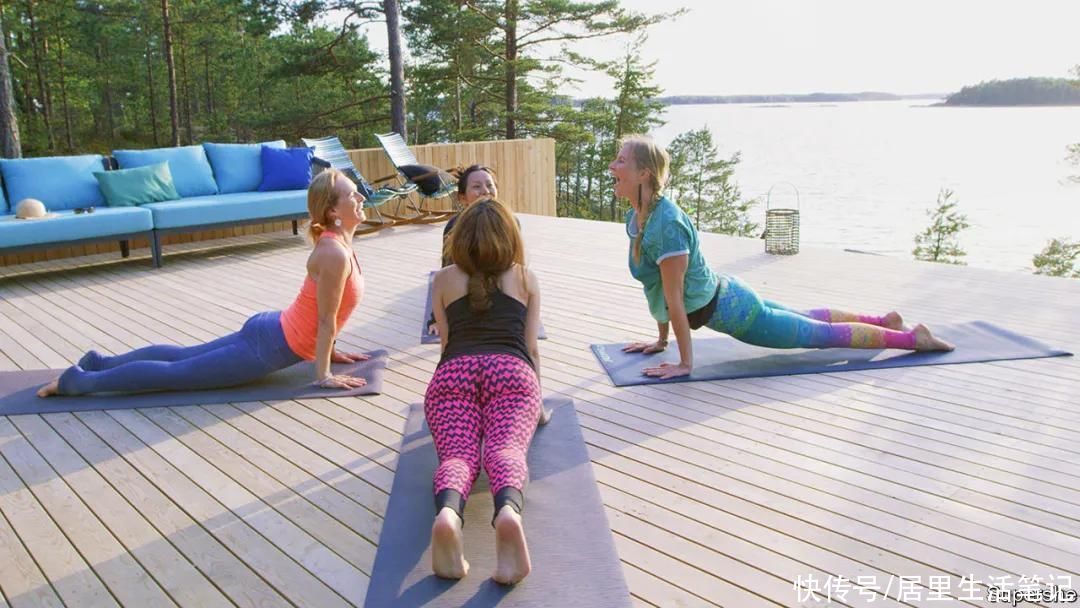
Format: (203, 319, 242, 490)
(0, 214, 1077, 608)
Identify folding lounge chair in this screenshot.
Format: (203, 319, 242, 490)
(374, 132, 459, 224)
(302, 135, 417, 233)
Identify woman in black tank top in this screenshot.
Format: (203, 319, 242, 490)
(425, 199, 543, 585)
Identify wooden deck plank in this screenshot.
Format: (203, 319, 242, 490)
(1, 216, 1078, 607)
(8, 415, 232, 608)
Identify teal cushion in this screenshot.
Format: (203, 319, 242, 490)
(204, 140, 286, 194)
(142, 190, 307, 229)
(94, 162, 180, 207)
(0, 154, 107, 211)
(113, 146, 218, 197)
(0, 207, 153, 249)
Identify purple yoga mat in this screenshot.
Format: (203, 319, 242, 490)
(365, 397, 631, 608)
(0, 350, 387, 415)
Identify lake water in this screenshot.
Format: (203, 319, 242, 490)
(652, 100, 1080, 273)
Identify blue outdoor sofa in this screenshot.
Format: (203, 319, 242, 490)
(0, 141, 309, 267)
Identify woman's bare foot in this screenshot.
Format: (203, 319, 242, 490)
(537, 407, 552, 426)
(36, 378, 60, 398)
(882, 311, 907, 331)
(492, 505, 531, 585)
(431, 507, 468, 579)
(913, 324, 954, 352)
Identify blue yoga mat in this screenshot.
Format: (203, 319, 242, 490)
(365, 397, 630, 608)
(591, 321, 1072, 386)
(0, 351, 388, 415)
(421, 271, 547, 344)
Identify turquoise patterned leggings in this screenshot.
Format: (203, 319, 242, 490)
(704, 275, 916, 350)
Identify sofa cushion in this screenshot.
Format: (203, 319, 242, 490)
(0, 171, 7, 213)
(95, 162, 181, 207)
(142, 190, 308, 230)
(0, 207, 153, 249)
(204, 140, 286, 194)
(0, 154, 107, 211)
(113, 146, 218, 197)
(258, 146, 314, 192)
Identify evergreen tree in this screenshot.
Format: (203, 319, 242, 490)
(913, 188, 970, 265)
(1032, 238, 1080, 278)
(667, 127, 757, 236)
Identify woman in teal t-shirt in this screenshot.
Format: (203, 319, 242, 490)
(610, 134, 954, 381)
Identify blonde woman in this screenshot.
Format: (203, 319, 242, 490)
(612, 134, 953, 381)
(38, 169, 370, 397)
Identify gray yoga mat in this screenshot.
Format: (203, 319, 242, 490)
(421, 271, 547, 344)
(591, 321, 1072, 387)
(0, 350, 388, 415)
(365, 396, 631, 608)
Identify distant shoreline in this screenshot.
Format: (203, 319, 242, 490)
(655, 93, 946, 106)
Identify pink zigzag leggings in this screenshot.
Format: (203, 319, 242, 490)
(424, 354, 541, 515)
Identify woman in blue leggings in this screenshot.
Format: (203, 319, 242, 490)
(37, 169, 371, 397)
(609, 134, 954, 380)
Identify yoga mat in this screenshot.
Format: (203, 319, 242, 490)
(365, 396, 631, 608)
(421, 271, 547, 344)
(0, 350, 388, 415)
(591, 321, 1072, 387)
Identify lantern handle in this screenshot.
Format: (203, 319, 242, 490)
(766, 182, 800, 211)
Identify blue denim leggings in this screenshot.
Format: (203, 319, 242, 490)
(58, 311, 302, 395)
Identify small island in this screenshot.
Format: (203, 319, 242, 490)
(943, 77, 1080, 106)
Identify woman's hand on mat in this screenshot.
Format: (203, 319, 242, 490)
(642, 362, 691, 379)
(622, 339, 667, 354)
(332, 350, 370, 363)
(316, 374, 368, 389)
(427, 322, 440, 336)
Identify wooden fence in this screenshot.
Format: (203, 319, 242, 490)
(1, 138, 555, 266)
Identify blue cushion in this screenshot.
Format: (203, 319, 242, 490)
(203, 140, 286, 194)
(113, 146, 218, 197)
(0, 207, 153, 249)
(259, 146, 314, 192)
(142, 190, 307, 229)
(0, 154, 107, 211)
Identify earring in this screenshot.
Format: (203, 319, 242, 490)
(334, 218, 342, 227)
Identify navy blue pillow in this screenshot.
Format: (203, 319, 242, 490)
(258, 146, 314, 192)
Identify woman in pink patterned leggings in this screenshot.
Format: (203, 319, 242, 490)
(426, 198, 543, 585)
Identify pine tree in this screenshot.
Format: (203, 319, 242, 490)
(667, 127, 757, 236)
(913, 188, 970, 265)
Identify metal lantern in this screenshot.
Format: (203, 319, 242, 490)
(763, 183, 800, 255)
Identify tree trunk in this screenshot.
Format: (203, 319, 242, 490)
(26, 0, 54, 150)
(160, 0, 180, 146)
(55, 35, 73, 151)
(177, 26, 193, 144)
(384, 0, 406, 135)
(145, 35, 159, 146)
(96, 43, 115, 142)
(503, 0, 517, 139)
(203, 43, 212, 120)
(0, 16, 21, 158)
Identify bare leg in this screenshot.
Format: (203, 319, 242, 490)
(431, 507, 469, 579)
(493, 505, 531, 585)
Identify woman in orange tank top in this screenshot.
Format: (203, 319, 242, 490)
(37, 168, 369, 397)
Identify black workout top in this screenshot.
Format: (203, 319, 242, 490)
(438, 289, 533, 368)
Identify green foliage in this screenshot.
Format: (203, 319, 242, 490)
(2, 0, 388, 156)
(945, 77, 1080, 106)
(1032, 238, 1080, 278)
(912, 188, 970, 265)
(667, 127, 757, 236)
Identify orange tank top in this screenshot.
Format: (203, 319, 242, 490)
(279, 232, 364, 360)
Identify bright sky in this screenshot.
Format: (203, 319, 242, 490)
(354, 0, 1080, 97)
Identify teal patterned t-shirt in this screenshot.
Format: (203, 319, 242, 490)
(626, 196, 719, 323)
